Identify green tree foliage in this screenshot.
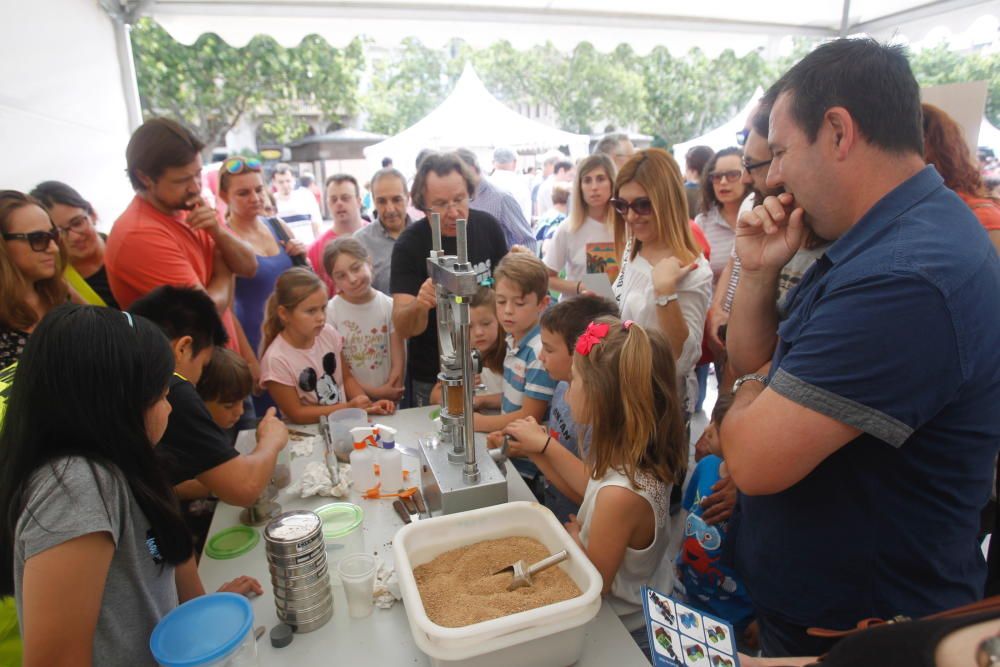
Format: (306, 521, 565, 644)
(362, 37, 455, 135)
(911, 44, 1000, 127)
(131, 19, 364, 153)
(133, 19, 1000, 149)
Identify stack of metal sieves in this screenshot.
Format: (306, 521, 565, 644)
(264, 510, 333, 633)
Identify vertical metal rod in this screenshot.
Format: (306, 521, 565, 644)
(456, 218, 468, 265)
(839, 0, 852, 36)
(431, 212, 443, 253)
(460, 302, 479, 483)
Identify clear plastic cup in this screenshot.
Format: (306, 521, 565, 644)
(337, 553, 377, 618)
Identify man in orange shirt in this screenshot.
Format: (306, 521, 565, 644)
(105, 118, 257, 352)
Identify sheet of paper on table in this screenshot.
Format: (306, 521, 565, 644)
(642, 586, 739, 667)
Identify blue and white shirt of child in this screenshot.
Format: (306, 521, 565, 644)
(501, 324, 558, 414)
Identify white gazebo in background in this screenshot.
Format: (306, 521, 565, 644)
(672, 87, 764, 161)
(363, 64, 590, 178)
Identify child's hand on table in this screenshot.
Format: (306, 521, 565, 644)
(366, 400, 396, 416)
(503, 417, 549, 457)
(217, 575, 263, 597)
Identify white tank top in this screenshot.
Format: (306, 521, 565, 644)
(578, 467, 680, 629)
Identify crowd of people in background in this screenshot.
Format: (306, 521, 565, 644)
(0, 37, 999, 666)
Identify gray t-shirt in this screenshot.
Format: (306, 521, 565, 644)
(14, 457, 178, 665)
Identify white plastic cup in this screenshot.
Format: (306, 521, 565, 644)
(337, 553, 377, 619)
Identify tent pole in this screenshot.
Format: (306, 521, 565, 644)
(112, 18, 143, 131)
(839, 0, 852, 37)
(100, 1, 146, 132)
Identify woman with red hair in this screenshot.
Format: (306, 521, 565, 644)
(923, 103, 1000, 253)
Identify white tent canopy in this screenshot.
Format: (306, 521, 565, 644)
(362, 65, 590, 176)
(672, 88, 764, 161)
(150, 0, 1000, 57)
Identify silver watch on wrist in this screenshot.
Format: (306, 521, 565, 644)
(655, 293, 678, 307)
(732, 373, 769, 394)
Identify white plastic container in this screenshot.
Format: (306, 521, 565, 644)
(315, 502, 365, 584)
(349, 426, 378, 492)
(377, 442, 403, 493)
(393, 501, 603, 667)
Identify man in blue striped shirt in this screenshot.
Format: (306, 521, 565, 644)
(456, 148, 537, 253)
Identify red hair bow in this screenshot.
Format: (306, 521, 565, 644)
(575, 321, 611, 356)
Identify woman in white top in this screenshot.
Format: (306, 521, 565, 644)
(543, 154, 616, 298)
(694, 147, 747, 283)
(610, 148, 713, 415)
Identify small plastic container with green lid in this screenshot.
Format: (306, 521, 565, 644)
(204, 525, 260, 560)
(314, 502, 364, 583)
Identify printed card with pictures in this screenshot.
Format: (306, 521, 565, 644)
(641, 586, 740, 667)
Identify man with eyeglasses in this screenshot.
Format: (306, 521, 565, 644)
(390, 152, 509, 407)
(714, 39, 1000, 657)
(105, 117, 257, 355)
(354, 167, 412, 295)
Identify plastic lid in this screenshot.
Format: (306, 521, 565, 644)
(383, 441, 396, 449)
(204, 525, 259, 560)
(315, 502, 364, 540)
(150, 593, 253, 666)
(270, 623, 294, 648)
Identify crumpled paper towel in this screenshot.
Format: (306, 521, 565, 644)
(373, 558, 401, 609)
(288, 461, 351, 498)
(289, 437, 315, 458)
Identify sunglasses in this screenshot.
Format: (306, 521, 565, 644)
(742, 157, 773, 173)
(609, 197, 654, 216)
(222, 157, 262, 175)
(3, 228, 59, 252)
(709, 170, 742, 184)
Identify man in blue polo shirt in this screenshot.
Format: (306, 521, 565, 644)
(718, 38, 1000, 657)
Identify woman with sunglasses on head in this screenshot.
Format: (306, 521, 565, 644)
(0, 191, 67, 370)
(30, 181, 119, 309)
(217, 157, 307, 371)
(543, 154, 616, 297)
(611, 149, 713, 416)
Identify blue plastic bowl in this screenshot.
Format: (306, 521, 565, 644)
(150, 593, 254, 666)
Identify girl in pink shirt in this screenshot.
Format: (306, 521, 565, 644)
(259, 267, 394, 423)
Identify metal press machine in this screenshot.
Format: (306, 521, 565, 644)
(418, 213, 509, 515)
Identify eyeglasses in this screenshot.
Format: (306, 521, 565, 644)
(742, 157, 773, 173)
(709, 170, 742, 184)
(427, 195, 469, 214)
(56, 213, 91, 236)
(222, 157, 262, 175)
(609, 197, 654, 216)
(2, 228, 59, 252)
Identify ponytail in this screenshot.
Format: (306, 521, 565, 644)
(575, 317, 687, 488)
(260, 267, 325, 356)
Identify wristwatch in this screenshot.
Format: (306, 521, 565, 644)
(732, 373, 769, 394)
(655, 293, 678, 307)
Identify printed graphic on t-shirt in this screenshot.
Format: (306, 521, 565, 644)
(297, 352, 343, 405)
(340, 319, 389, 374)
(586, 242, 620, 282)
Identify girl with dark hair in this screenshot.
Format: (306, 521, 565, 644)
(696, 147, 747, 283)
(29, 181, 119, 308)
(0, 305, 259, 665)
(0, 190, 68, 370)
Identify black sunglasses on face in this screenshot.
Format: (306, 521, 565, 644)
(742, 157, 773, 173)
(609, 197, 654, 216)
(709, 170, 743, 184)
(2, 228, 59, 252)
